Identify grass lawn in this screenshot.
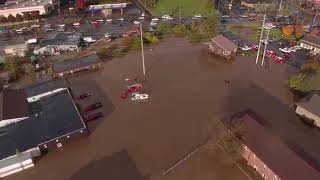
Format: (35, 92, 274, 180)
(226, 22, 283, 42)
(152, 0, 210, 16)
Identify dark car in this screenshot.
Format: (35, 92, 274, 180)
(85, 112, 103, 122)
(83, 102, 103, 112)
(77, 93, 91, 100)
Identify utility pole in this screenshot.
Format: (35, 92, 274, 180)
(261, 28, 271, 66)
(179, 5, 181, 24)
(140, 23, 146, 75)
(313, 6, 319, 26)
(255, 14, 266, 64)
(218, 0, 221, 12)
(278, 0, 283, 12)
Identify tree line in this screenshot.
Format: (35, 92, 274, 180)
(0, 11, 40, 24)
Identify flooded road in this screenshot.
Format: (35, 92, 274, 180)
(6, 38, 320, 180)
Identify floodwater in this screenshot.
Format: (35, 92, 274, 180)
(6, 38, 320, 180)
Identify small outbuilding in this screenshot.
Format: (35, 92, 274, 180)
(52, 53, 102, 78)
(207, 35, 238, 59)
(295, 94, 320, 127)
(299, 34, 320, 54)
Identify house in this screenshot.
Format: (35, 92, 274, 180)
(241, 0, 274, 8)
(33, 33, 82, 56)
(295, 94, 320, 127)
(207, 35, 237, 59)
(52, 53, 102, 78)
(4, 44, 28, 57)
(0, 80, 87, 178)
(299, 34, 320, 54)
(231, 111, 320, 180)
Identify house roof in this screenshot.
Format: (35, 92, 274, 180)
(38, 32, 81, 48)
(0, 89, 29, 120)
(296, 94, 320, 117)
(53, 53, 102, 74)
(300, 34, 320, 48)
(210, 35, 238, 52)
(0, 84, 85, 160)
(238, 112, 320, 180)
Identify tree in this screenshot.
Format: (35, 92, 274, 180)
(15, 14, 23, 22)
(0, 15, 8, 23)
(30, 11, 40, 20)
(144, 32, 159, 44)
(47, 66, 54, 77)
(25, 64, 36, 80)
(288, 73, 308, 92)
(282, 25, 294, 36)
(173, 24, 188, 37)
(4, 57, 19, 81)
(204, 116, 243, 161)
(7, 14, 16, 23)
(22, 12, 32, 21)
(202, 11, 218, 38)
(76, 0, 86, 10)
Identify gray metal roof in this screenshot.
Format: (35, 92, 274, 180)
(38, 33, 81, 48)
(53, 53, 102, 74)
(0, 84, 85, 160)
(296, 94, 320, 117)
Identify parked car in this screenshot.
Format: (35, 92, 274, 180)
(151, 17, 159, 21)
(133, 21, 140, 25)
(77, 93, 91, 100)
(84, 102, 103, 112)
(83, 37, 97, 43)
(274, 56, 285, 64)
(121, 84, 143, 99)
(131, 93, 149, 101)
(85, 112, 103, 122)
(193, 14, 203, 19)
(97, 19, 104, 23)
(73, 22, 80, 27)
(279, 47, 293, 53)
(105, 32, 111, 38)
(117, 18, 125, 22)
(106, 19, 113, 23)
(240, 45, 252, 51)
(123, 28, 140, 37)
(150, 21, 157, 26)
(31, 24, 40, 29)
(252, 45, 259, 50)
(138, 16, 145, 20)
(25, 38, 37, 44)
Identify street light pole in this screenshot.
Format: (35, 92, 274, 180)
(261, 28, 271, 66)
(256, 14, 266, 64)
(313, 6, 319, 26)
(140, 23, 146, 75)
(278, 0, 283, 12)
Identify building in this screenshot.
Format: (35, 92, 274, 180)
(0, 0, 60, 17)
(52, 53, 102, 78)
(233, 111, 320, 180)
(207, 35, 237, 59)
(0, 80, 87, 178)
(4, 43, 28, 57)
(33, 32, 81, 55)
(295, 94, 320, 127)
(299, 34, 320, 54)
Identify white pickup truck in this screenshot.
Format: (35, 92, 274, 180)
(25, 38, 37, 44)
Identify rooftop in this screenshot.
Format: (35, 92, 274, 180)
(38, 32, 82, 48)
(300, 34, 320, 47)
(210, 35, 238, 52)
(0, 82, 85, 160)
(4, 43, 27, 50)
(0, 0, 53, 10)
(236, 111, 320, 180)
(296, 94, 320, 117)
(53, 53, 102, 74)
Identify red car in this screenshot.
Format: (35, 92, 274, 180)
(123, 28, 140, 37)
(77, 93, 91, 100)
(252, 45, 258, 50)
(274, 57, 285, 64)
(83, 102, 103, 113)
(121, 84, 143, 99)
(283, 54, 291, 59)
(85, 112, 103, 122)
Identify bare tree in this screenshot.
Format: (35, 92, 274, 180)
(203, 115, 244, 161)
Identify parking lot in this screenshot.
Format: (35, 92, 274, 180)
(5, 37, 320, 180)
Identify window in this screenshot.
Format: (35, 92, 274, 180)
(57, 143, 62, 148)
(263, 164, 266, 168)
(243, 145, 248, 151)
(253, 154, 256, 159)
(253, 165, 257, 171)
(218, 49, 221, 53)
(262, 174, 267, 179)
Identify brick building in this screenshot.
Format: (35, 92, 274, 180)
(234, 111, 320, 180)
(207, 35, 237, 59)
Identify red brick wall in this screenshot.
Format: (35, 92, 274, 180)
(242, 145, 281, 180)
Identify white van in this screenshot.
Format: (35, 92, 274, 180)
(25, 38, 37, 44)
